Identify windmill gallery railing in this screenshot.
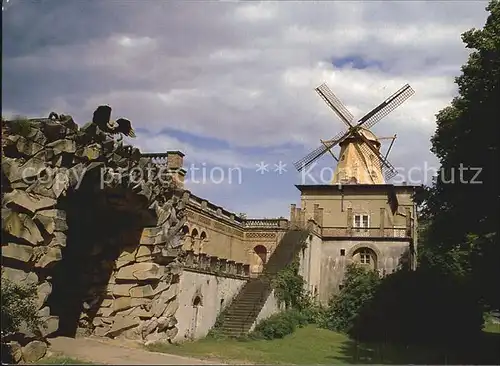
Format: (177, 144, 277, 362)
(322, 227, 410, 238)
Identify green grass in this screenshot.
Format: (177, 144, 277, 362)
(35, 356, 94, 364)
(146, 325, 479, 364)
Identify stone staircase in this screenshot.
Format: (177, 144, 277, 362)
(216, 229, 310, 336)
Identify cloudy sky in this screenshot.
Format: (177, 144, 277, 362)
(2, 0, 490, 218)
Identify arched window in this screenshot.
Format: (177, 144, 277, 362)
(193, 295, 202, 307)
(190, 229, 199, 250)
(199, 231, 207, 253)
(352, 247, 378, 270)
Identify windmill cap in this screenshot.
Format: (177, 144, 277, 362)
(340, 127, 381, 147)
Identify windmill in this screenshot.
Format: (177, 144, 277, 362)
(294, 83, 414, 184)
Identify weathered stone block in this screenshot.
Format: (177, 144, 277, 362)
(34, 209, 68, 235)
(8, 341, 23, 363)
(110, 297, 150, 314)
(105, 316, 141, 338)
(100, 299, 113, 308)
(109, 283, 137, 297)
(136, 245, 152, 258)
(36, 281, 52, 309)
(129, 307, 153, 318)
(130, 282, 169, 298)
(76, 143, 101, 160)
(46, 138, 76, 155)
(35, 247, 62, 268)
(116, 262, 164, 281)
(39, 316, 59, 338)
(2, 156, 46, 183)
(151, 284, 179, 317)
(162, 299, 179, 318)
(47, 231, 67, 248)
(93, 325, 111, 337)
(1, 267, 38, 286)
(139, 226, 165, 246)
(2, 210, 44, 245)
(2, 242, 34, 262)
(15, 136, 44, 156)
(157, 316, 177, 332)
(21, 340, 47, 363)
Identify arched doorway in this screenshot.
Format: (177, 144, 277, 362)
(352, 247, 378, 270)
(189, 295, 202, 340)
(46, 173, 157, 337)
(251, 245, 267, 275)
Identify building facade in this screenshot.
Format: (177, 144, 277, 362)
(167, 151, 419, 305)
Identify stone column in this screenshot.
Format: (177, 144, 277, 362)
(198, 253, 208, 270)
(185, 250, 195, 267)
(235, 262, 243, 276)
(379, 207, 385, 237)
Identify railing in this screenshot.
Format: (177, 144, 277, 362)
(140, 152, 169, 165)
(244, 219, 288, 229)
(322, 227, 410, 238)
(183, 250, 250, 277)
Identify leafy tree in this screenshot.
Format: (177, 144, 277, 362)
(272, 256, 308, 310)
(420, 0, 500, 309)
(322, 263, 380, 333)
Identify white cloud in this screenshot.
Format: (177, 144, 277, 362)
(1, 1, 491, 216)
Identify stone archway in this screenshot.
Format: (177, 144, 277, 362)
(47, 174, 158, 338)
(351, 247, 378, 271)
(251, 245, 268, 275)
(1, 115, 188, 359)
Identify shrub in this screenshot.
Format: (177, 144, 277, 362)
(8, 116, 32, 137)
(349, 268, 484, 347)
(322, 263, 381, 333)
(1, 276, 41, 336)
(272, 257, 307, 310)
(253, 309, 309, 340)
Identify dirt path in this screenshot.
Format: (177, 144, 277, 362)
(47, 336, 223, 365)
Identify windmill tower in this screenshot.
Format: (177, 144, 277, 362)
(294, 83, 415, 184)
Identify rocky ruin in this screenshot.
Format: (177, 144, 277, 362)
(1, 115, 187, 362)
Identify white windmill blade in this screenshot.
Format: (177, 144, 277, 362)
(315, 83, 355, 128)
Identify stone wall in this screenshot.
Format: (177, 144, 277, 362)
(174, 269, 247, 342)
(1, 115, 187, 362)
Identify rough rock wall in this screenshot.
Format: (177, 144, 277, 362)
(1, 115, 187, 362)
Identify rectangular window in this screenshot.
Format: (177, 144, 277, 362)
(340, 249, 346, 256)
(360, 253, 371, 264)
(353, 214, 369, 231)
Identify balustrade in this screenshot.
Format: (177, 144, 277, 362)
(321, 227, 410, 238)
(183, 253, 250, 278)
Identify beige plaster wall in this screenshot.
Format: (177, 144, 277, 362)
(174, 269, 247, 342)
(317, 239, 410, 304)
